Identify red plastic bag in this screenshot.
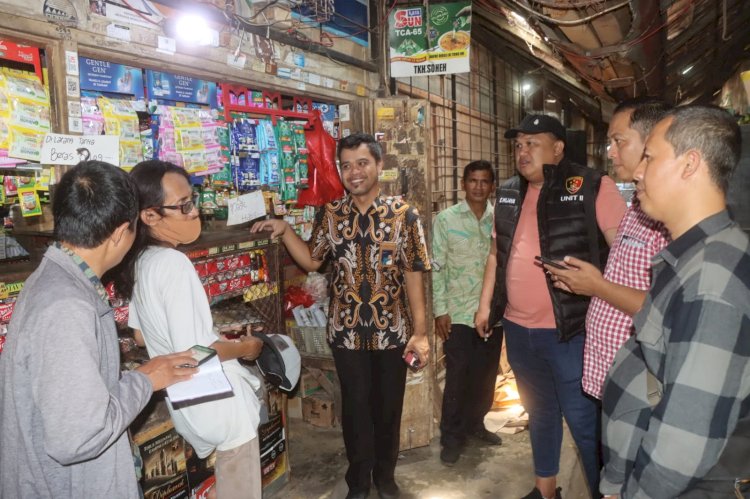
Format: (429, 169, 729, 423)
(297, 110, 344, 207)
(284, 285, 315, 317)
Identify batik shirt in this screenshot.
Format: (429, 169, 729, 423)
(309, 194, 430, 350)
(600, 211, 750, 498)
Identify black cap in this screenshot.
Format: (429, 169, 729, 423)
(504, 114, 566, 142)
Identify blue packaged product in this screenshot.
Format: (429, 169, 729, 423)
(260, 151, 280, 186)
(238, 119, 258, 152)
(235, 153, 261, 190)
(257, 119, 277, 151)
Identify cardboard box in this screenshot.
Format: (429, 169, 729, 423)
(287, 395, 303, 419)
(298, 370, 334, 398)
(302, 393, 335, 427)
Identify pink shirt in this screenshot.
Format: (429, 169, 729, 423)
(502, 176, 626, 328)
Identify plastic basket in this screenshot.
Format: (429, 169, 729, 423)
(290, 325, 331, 357)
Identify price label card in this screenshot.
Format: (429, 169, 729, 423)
(41, 133, 120, 165)
(227, 191, 267, 226)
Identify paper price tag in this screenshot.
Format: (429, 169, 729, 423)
(227, 191, 267, 226)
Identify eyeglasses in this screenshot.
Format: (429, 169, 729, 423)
(156, 200, 196, 215)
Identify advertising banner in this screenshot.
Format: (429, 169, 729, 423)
(79, 57, 144, 99)
(146, 70, 217, 106)
(388, 1, 472, 78)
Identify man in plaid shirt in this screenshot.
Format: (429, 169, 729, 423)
(600, 106, 750, 498)
(545, 98, 671, 399)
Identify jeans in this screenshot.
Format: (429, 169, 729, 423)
(503, 319, 600, 497)
(332, 347, 407, 494)
(440, 324, 503, 449)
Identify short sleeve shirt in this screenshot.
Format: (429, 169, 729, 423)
(503, 176, 627, 328)
(309, 194, 431, 350)
(583, 198, 670, 398)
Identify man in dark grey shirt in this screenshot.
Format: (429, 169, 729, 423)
(600, 106, 750, 498)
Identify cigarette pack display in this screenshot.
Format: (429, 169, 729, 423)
(184, 441, 216, 499)
(259, 413, 289, 491)
(136, 427, 189, 499)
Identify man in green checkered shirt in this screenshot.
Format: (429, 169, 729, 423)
(433, 160, 503, 466)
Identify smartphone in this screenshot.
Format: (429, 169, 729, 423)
(404, 351, 421, 370)
(535, 255, 567, 270)
(179, 345, 217, 368)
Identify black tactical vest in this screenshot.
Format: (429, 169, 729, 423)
(490, 158, 610, 341)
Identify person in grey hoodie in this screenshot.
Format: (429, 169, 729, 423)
(0, 161, 197, 499)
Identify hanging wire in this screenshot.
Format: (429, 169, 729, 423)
(506, 0, 631, 26)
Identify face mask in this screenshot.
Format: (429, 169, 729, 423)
(152, 215, 201, 246)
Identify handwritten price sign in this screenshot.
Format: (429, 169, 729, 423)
(41, 134, 120, 166)
(227, 191, 267, 226)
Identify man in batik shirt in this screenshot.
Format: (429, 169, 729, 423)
(252, 133, 430, 499)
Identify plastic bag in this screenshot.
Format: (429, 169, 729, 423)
(303, 272, 328, 304)
(284, 285, 314, 316)
(297, 110, 344, 207)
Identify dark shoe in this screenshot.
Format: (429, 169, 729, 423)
(345, 490, 369, 499)
(440, 445, 461, 466)
(471, 427, 503, 446)
(375, 481, 400, 499)
(520, 487, 562, 499)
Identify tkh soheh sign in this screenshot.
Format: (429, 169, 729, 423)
(388, 2, 471, 78)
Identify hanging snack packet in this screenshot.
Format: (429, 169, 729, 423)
(8, 128, 43, 162)
(297, 155, 309, 188)
(18, 186, 42, 217)
(238, 119, 258, 152)
(235, 153, 261, 190)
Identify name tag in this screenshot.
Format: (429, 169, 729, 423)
(622, 235, 646, 249)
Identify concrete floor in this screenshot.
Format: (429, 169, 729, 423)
(279, 418, 590, 499)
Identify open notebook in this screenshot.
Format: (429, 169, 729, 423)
(166, 355, 234, 409)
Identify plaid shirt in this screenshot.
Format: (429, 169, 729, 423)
(600, 211, 750, 498)
(309, 194, 430, 350)
(583, 200, 670, 398)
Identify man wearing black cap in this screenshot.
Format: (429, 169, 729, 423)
(475, 114, 626, 499)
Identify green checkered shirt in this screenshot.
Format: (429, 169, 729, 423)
(432, 200, 493, 326)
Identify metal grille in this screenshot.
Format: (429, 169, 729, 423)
(396, 43, 524, 214)
(297, 0, 335, 22)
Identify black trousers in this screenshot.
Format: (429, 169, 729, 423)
(440, 324, 503, 449)
(332, 346, 407, 493)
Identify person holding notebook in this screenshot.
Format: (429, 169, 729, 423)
(110, 160, 264, 499)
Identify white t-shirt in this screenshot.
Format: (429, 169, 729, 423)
(128, 246, 261, 458)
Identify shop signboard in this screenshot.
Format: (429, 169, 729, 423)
(79, 57, 144, 99)
(388, 1, 472, 78)
(145, 70, 217, 106)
